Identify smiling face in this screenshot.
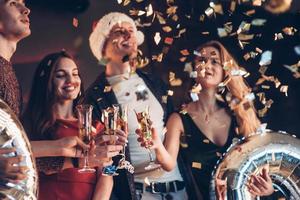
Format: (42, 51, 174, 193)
(103, 21, 138, 62)
(194, 46, 224, 89)
(52, 57, 81, 102)
(0, 0, 31, 41)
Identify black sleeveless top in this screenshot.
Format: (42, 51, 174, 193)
(179, 112, 238, 199)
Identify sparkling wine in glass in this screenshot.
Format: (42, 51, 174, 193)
(76, 104, 96, 173)
(135, 106, 161, 170)
(101, 106, 119, 176)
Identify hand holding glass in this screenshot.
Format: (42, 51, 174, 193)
(76, 104, 96, 173)
(135, 106, 161, 170)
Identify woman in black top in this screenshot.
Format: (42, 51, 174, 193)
(138, 41, 274, 199)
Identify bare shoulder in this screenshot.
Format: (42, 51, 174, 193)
(166, 112, 184, 135)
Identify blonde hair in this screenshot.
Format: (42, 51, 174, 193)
(196, 40, 261, 137)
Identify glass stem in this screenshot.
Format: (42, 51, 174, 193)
(147, 148, 155, 163)
(83, 150, 89, 168)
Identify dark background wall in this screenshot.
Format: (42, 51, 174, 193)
(13, 0, 300, 136)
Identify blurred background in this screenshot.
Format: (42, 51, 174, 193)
(14, 0, 300, 135)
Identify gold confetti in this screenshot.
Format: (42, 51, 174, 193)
(146, 4, 153, 16)
(203, 139, 210, 144)
(72, 18, 79, 27)
(217, 28, 228, 38)
(172, 14, 179, 21)
(166, 6, 178, 17)
(252, 0, 262, 6)
(259, 66, 268, 75)
(280, 85, 288, 96)
(97, 97, 103, 102)
(243, 53, 251, 61)
(245, 9, 256, 16)
(274, 78, 281, 88)
(212, 3, 223, 14)
(129, 9, 142, 16)
(104, 86, 112, 92)
(180, 142, 188, 148)
(144, 177, 151, 186)
(230, 0, 236, 12)
(251, 18, 267, 26)
(199, 15, 205, 22)
(237, 21, 251, 34)
(152, 53, 163, 62)
(161, 95, 168, 104)
(238, 34, 254, 41)
(179, 57, 187, 62)
(282, 27, 296, 35)
(180, 108, 188, 115)
(265, 99, 274, 108)
(167, 90, 174, 96)
(201, 31, 210, 35)
(192, 162, 202, 169)
(175, 28, 186, 38)
(205, 7, 214, 18)
(258, 107, 268, 117)
(184, 62, 193, 73)
(169, 72, 182, 86)
(155, 12, 166, 24)
(123, 0, 130, 6)
(180, 49, 190, 56)
(261, 85, 270, 89)
(154, 32, 161, 45)
(255, 47, 263, 54)
(189, 71, 198, 78)
(162, 26, 172, 32)
(190, 83, 202, 94)
(274, 33, 284, 40)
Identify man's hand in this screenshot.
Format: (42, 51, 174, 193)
(0, 148, 27, 182)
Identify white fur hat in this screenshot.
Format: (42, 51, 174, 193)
(89, 12, 144, 61)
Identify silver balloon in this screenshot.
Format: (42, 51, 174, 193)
(210, 130, 300, 200)
(0, 99, 38, 200)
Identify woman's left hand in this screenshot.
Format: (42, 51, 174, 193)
(248, 166, 274, 196)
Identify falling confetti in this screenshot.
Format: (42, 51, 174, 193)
(72, 18, 79, 28)
(154, 32, 161, 45)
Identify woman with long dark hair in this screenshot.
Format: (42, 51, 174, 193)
(22, 50, 125, 200)
(138, 41, 274, 199)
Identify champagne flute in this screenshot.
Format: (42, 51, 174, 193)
(135, 106, 161, 170)
(114, 104, 134, 173)
(76, 104, 96, 173)
(101, 106, 119, 176)
(115, 104, 128, 157)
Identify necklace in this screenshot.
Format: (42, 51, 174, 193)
(193, 102, 219, 124)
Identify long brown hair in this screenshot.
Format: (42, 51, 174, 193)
(196, 40, 261, 137)
(22, 51, 84, 140)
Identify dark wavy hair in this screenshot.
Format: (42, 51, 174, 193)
(22, 50, 84, 140)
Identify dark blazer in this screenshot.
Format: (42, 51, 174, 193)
(82, 69, 173, 200)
